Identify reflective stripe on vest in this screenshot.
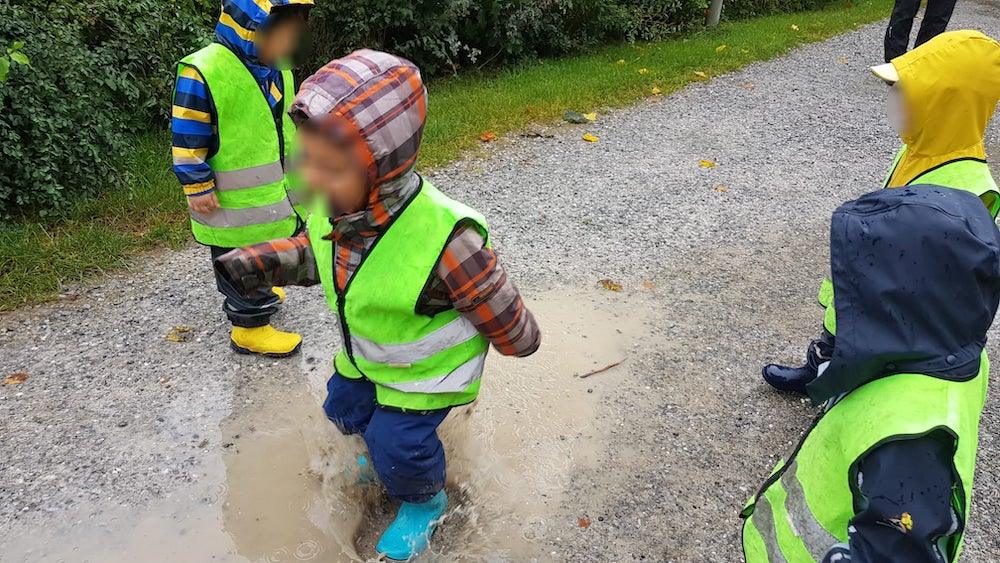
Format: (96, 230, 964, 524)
(215, 161, 285, 192)
(308, 179, 492, 411)
(189, 198, 294, 228)
(350, 315, 482, 366)
(178, 43, 299, 247)
(742, 355, 987, 562)
(379, 352, 487, 394)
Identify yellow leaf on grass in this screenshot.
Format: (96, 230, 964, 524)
(651, 86, 662, 95)
(4, 372, 28, 385)
(582, 133, 600, 143)
(598, 279, 623, 292)
(583, 112, 597, 121)
(638, 67, 650, 75)
(616, 59, 626, 65)
(479, 131, 497, 143)
(693, 70, 708, 79)
(699, 159, 717, 168)
(791, 24, 800, 30)
(715, 44, 728, 53)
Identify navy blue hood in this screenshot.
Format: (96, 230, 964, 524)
(807, 185, 1000, 404)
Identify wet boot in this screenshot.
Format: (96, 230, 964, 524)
(762, 335, 834, 394)
(377, 490, 448, 561)
(230, 325, 302, 358)
(350, 454, 376, 485)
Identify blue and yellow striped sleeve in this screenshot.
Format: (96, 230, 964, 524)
(171, 65, 217, 197)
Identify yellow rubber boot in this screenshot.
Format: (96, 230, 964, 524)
(230, 325, 302, 358)
(272, 286, 287, 304)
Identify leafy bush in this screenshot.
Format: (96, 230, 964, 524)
(723, 0, 837, 19)
(302, 0, 707, 77)
(0, 0, 211, 215)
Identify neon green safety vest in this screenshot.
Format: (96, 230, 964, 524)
(308, 180, 491, 412)
(742, 353, 988, 563)
(820, 151, 1000, 335)
(178, 43, 303, 248)
(884, 146, 1000, 215)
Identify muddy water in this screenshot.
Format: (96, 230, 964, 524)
(3, 288, 655, 562)
(219, 289, 653, 562)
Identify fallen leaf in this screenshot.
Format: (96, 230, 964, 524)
(638, 67, 650, 75)
(699, 159, 718, 168)
(651, 86, 662, 95)
(737, 82, 755, 90)
(715, 44, 728, 53)
(616, 59, 626, 65)
(563, 110, 590, 124)
(836, 56, 849, 64)
(4, 372, 28, 385)
(165, 325, 193, 343)
(479, 131, 497, 143)
(598, 279, 622, 292)
(791, 24, 800, 30)
(714, 184, 729, 192)
(582, 112, 597, 121)
(642, 280, 656, 289)
(740, 48, 750, 54)
(582, 133, 600, 143)
(578, 516, 592, 528)
(693, 70, 708, 79)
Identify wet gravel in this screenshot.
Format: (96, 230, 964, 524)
(2, 1, 1000, 560)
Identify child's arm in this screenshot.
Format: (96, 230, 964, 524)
(436, 223, 540, 357)
(171, 65, 219, 214)
(214, 232, 319, 294)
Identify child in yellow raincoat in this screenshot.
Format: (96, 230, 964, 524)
(762, 30, 1000, 393)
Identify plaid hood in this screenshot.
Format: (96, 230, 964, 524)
(289, 49, 428, 192)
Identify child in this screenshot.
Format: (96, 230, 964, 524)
(171, 0, 313, 357)
(744, 184, 1000, 563)
(214, 50, 541, 560)
(762, 30, 1000, 393)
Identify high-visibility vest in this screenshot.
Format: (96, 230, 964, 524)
(741, 354, 988, 562)
(178, 43, 302, 248)
(308, 179, 491, 411)
(820, 153, 1000, 335)
(884, 147, 1000, 216)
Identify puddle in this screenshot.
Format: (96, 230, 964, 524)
(1, 287, 654, 562)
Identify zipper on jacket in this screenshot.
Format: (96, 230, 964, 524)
(329, 181, 425, 378)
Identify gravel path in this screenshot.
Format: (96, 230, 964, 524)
(3, 2, 1000, 561)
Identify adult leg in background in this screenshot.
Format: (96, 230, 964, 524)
(914, 0, 957, 48)
(884, 0, 921, 61)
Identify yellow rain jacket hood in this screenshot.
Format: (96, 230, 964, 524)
(886, 30, 1000, 189)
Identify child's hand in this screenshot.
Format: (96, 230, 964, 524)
(189, 192, 220, 214)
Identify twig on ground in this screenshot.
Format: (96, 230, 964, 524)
(577, 359, 626, 379)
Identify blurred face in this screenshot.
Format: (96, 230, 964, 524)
(298, 128, 369, 214)
(887, 84, 912, 138)
(256, 17, 305, 66)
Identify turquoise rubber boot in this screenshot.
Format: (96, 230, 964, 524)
(376, 490, 448, 561)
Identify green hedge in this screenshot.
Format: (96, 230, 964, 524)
(0, 0, 834, 216)
(0, 0, 213, 215)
